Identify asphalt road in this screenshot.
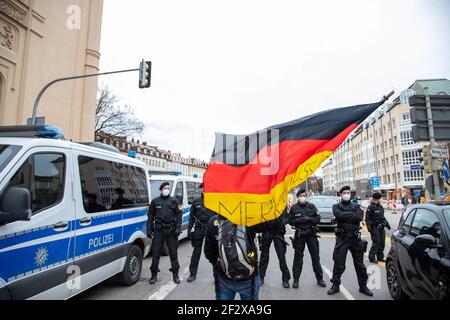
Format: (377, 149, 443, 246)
(76, 210, 401, 301)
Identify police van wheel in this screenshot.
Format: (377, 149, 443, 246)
(118, 245, 143, 286)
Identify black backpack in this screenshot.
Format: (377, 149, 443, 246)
(217, 218, 257, 280)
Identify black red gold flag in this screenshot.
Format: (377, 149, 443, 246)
(204, 100, 385, 226)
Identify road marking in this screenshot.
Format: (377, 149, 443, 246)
(147, 267, 189, 300)
(322, 265, 355, 301)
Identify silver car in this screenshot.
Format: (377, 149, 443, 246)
(309, 196, 340, 228)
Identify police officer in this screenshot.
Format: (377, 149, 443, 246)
(289, 189, 326, 289)
(187, 183, 217, 283)
(258, 208, 291, 289)
(148, 182, 182, 285)
(328, 186, 373, 297)
(365, 192, 391, 263)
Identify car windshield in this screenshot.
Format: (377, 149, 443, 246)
(150, 180, 173, 200)
(309, 197, 339, 208)
(0, 145, 22, 174)
(443, 209, 450, 229)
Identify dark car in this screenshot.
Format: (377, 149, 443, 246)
(386, 203, 450, 300)
(309, 196, 340, 229)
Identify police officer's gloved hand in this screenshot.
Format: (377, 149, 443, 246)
(147, 232, 153, 239)
(175, 230, 181, 237)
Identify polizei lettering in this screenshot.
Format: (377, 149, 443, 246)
(88, 234, 114, 249)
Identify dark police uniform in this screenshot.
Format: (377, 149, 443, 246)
(258, 210, 291, 285)
(148, 194, 182, 279)
(289, 202, 324, 283)
(187, 196, 216, 278)
(330, 198, 368, 288)
(365, 201, 390, 262)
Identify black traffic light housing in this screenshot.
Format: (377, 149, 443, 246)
(139, 60, 152, 89)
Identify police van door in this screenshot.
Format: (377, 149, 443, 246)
(0, 147, 74, 300)
(173, 180, 189, 235)
(71, 154, 125, 295)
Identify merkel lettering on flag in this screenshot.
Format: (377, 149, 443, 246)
(204, 100, 386, 227)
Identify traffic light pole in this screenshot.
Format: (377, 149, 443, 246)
(31, 68, 140, 125)
(424, 88, 442, 201)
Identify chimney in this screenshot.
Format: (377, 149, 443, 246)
(137, 140, 140, 144)
(143, 142, 147, 146)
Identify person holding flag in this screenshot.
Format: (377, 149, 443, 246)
(201, 93, 393, 299)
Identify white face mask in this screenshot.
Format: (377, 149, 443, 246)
(298, 197, 307, 204)
(162, 189, 170, 197)
(342, 194, 351, 202)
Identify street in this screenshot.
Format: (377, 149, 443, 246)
(76, 210, 401, 301)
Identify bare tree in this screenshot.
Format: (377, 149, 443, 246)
(95, 85, 144, 137)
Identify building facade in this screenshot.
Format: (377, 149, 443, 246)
(326, 79, 450, 200)
(322, 158, 336, 195)
(0, 0, 104, 142)
(95, 132, 209, 180)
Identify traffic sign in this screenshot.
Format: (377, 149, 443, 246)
(430, 147, 449, 159)
(409, 95, 450, 142)
(370, 176, 380, 188)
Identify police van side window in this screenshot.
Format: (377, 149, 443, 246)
(0, 153, 65, 215)
(174, 181, 184, 204)
(78, 156, 149, 213)
(186, 182, 200, 205)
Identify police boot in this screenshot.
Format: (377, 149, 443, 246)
(173, 274, 181, 284)
(282, 281, 290, 289)
(149, 274, 158, 285)
(327, 285, 340, 295)
(187, 275, 196, 283)
(359, 285, 374, 297)
(293, 280, 299, 289)
(317, 280, 327, 288)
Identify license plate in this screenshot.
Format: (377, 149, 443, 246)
(321, 219, 332, 223)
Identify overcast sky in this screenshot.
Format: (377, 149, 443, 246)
(99, 0, 450, 163)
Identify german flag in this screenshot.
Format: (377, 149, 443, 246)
(204, 100, 386, 227)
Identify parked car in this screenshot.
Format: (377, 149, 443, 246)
(386, 203, 450, 300)
(308, 196, 340, 228)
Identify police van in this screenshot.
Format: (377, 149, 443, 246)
(0, 125, 151, 300)
(149, 173, 202, 239)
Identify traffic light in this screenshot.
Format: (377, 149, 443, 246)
(139, 60, 151, 88)
(420, 145, 433, 175)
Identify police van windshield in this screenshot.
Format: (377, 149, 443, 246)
(0, 145, 22, 174)
(150, 180, 173, 200)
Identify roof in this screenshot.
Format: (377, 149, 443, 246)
(409, 78, 450, 95)
(0, 137, 146, 168)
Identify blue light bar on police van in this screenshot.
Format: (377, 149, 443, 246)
(37, 125, 65, 139)
(128, 151, 137, 158)
(0, 125, 64, 139)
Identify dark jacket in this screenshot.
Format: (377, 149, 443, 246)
(401, 196, 409, 206)
(365, 203, 385, 226)
(332, 200, 363, 232)
(204, 215, 284, 268)
(188, 197, 216, 233)
(288, 202, 320, 231)
(148, 195, 182, 235)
